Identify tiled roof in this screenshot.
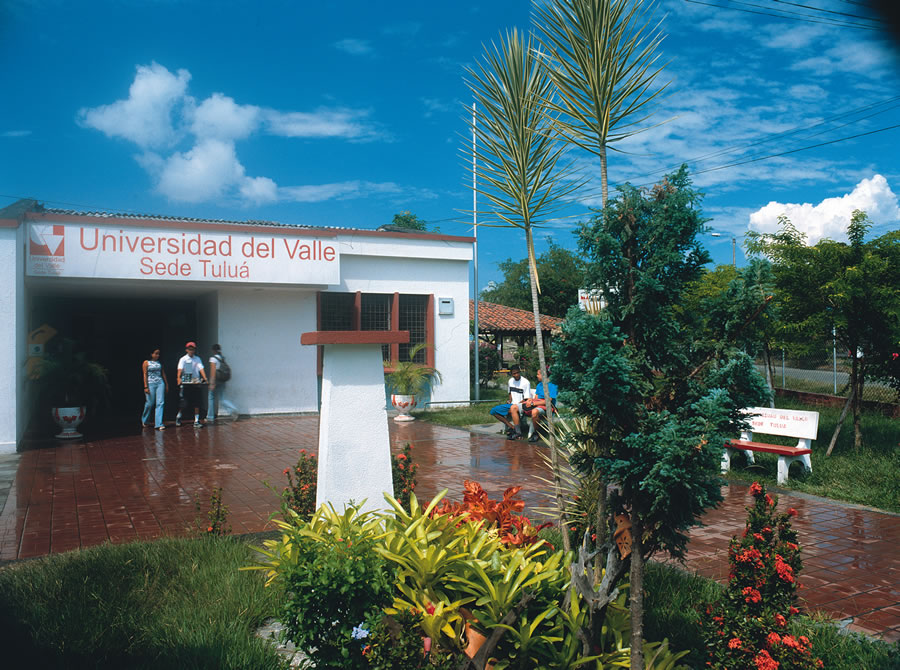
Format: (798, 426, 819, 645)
(41, 207, 335, 230)
(469, 300, 563, 333)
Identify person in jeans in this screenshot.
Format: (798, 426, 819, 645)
(176, 341, 208, 427)
(206, 343, 239, 422)
(141, 347, 169, 430)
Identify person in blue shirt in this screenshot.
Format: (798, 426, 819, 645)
(524, 368, 558, 442)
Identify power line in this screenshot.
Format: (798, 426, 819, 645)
(638, 95, 900, 180)
(770, 0, 879, 22)
(682, 0, 882, 30)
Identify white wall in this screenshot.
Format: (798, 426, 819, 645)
(0, 226, 24, 453)
(216, 289, 319, 414)
(336, 252, 471, 405)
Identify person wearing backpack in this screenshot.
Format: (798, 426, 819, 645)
(207, 344, 239, 423)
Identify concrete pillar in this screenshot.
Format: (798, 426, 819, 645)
(0, 224, 24, 454)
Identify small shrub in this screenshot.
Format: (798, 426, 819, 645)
(280, 449, 317, 518)
(470, 341, 501, 386)
(392, 443, 418, 511)
(194, 487, 231, 536)
(701, 481, 823, 669)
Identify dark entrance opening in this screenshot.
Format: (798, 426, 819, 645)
(29, 295, 198, 436)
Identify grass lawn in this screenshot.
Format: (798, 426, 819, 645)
(0, 534, 893, 669)
(0, 536, 285, 669)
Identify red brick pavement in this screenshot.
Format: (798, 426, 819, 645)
(1, 416, 897, 642)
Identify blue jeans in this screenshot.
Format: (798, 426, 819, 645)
(207, 382, 237, 421)
(142, 380, 165, 427)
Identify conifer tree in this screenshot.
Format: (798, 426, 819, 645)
(553, 166, 771, 669)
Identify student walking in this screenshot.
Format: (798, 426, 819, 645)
(207, 344, 238, 422)
(141, 347, 169, 430)
(176, 341, 208, 427)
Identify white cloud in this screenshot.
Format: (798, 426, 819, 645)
(2, 130, 31, 137)
(748, 174, 900, 243)
(78, 62, 191, 148)
(80, 62, 392, 204)
(156, 139, 246, 203)
(334, 38, 373, 55)
(263, 108, 380, 140)
(281, 180, 402, 203)
(791, 41, 894, 79)
(787, 84, 826, 101)
(191, 93, 260, 141)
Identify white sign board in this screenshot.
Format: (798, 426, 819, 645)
(26, 222, 340, 285)
(578, 288, 606, 311)
(742, 407, 819, 440)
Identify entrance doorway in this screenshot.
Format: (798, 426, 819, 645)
(30, 295, 198, 432)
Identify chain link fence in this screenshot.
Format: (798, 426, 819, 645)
(756, 348, 898, 405)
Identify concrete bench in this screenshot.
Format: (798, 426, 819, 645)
(722, 407, 819, 485)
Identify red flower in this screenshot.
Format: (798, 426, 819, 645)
(396, 453, 407, 460)
(774, 613, 786, 627)
(742, 586, 762, 604)
(207, 526, 213, 532)
(397, 463, 405, 470)
(767, 632, 782, 646)
(893, 352, 899, 360)
(283, 468, 290, 475)
(765, 494, 775, 506)
(750, 482, 763, 496)
(775, 555, 795, 583)
(425, 602, 436, 615)
(787, 507, 798, 517)
(754, 649, 779, 670)
(728, 637, 742, 649)
(789, 606, 799, 615)
(754, 533, 764, 541)
(782, 635, 800, 649)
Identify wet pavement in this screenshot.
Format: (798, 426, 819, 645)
(1, 416, 897, 642)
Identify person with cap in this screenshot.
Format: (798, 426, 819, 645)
(176, 341, 208, 427)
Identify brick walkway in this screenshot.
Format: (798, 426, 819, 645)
(1, 416, 897, 642)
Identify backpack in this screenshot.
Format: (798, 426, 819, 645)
(214, 355, 232, 382)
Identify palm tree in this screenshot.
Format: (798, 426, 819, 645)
(534, 0, 670, 207)
(466, 28, 583, 552)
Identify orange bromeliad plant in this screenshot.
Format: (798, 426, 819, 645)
(431, 480, 550, 547)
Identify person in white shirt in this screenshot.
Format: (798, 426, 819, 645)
(176, 341, 208, 427)
(488, 365, 532, 439)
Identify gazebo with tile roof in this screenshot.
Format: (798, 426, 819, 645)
(469, 300, 563, 365)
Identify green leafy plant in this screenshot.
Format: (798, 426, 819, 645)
(248, 503, 394, 669)
(194, 487, 231, 536)
(30, 338, 110, 409)
(385, 343, 442, 396)
(701, 482, 823, 670)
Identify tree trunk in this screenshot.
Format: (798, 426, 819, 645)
(600, 144, 609, 208)
(762, 344, 775, 408)
(825, 386, 854, 457)
(526, 226, 570, 553)
(853, 357, 864, 450)
(629, 513, 644, 670)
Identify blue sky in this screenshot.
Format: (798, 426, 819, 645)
(2, 0, 899, 290)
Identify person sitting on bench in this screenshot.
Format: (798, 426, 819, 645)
(523, 368, 558, 442)
(489, 364, 532, 440)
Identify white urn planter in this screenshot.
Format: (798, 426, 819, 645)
(391, 394, 417, 422)
(52, 406, 86, 439)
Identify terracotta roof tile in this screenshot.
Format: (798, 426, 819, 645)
(469, 300, 563, 334)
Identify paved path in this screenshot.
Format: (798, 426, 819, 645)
(1, 416, 897, 643)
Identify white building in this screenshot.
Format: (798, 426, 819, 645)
(0, 199, 473, 454)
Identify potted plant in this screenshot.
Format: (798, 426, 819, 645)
(30, 338, 110, 438)
(385, 344, 442, 422)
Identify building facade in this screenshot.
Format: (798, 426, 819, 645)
(0, 200, 473, 454)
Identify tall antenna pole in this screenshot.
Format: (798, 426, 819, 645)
(472, 101, 480, 402)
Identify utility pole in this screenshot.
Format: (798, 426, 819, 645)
(472, 102, 480, 401)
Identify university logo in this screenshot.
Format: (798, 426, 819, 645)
(30, 224, 65, 257)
